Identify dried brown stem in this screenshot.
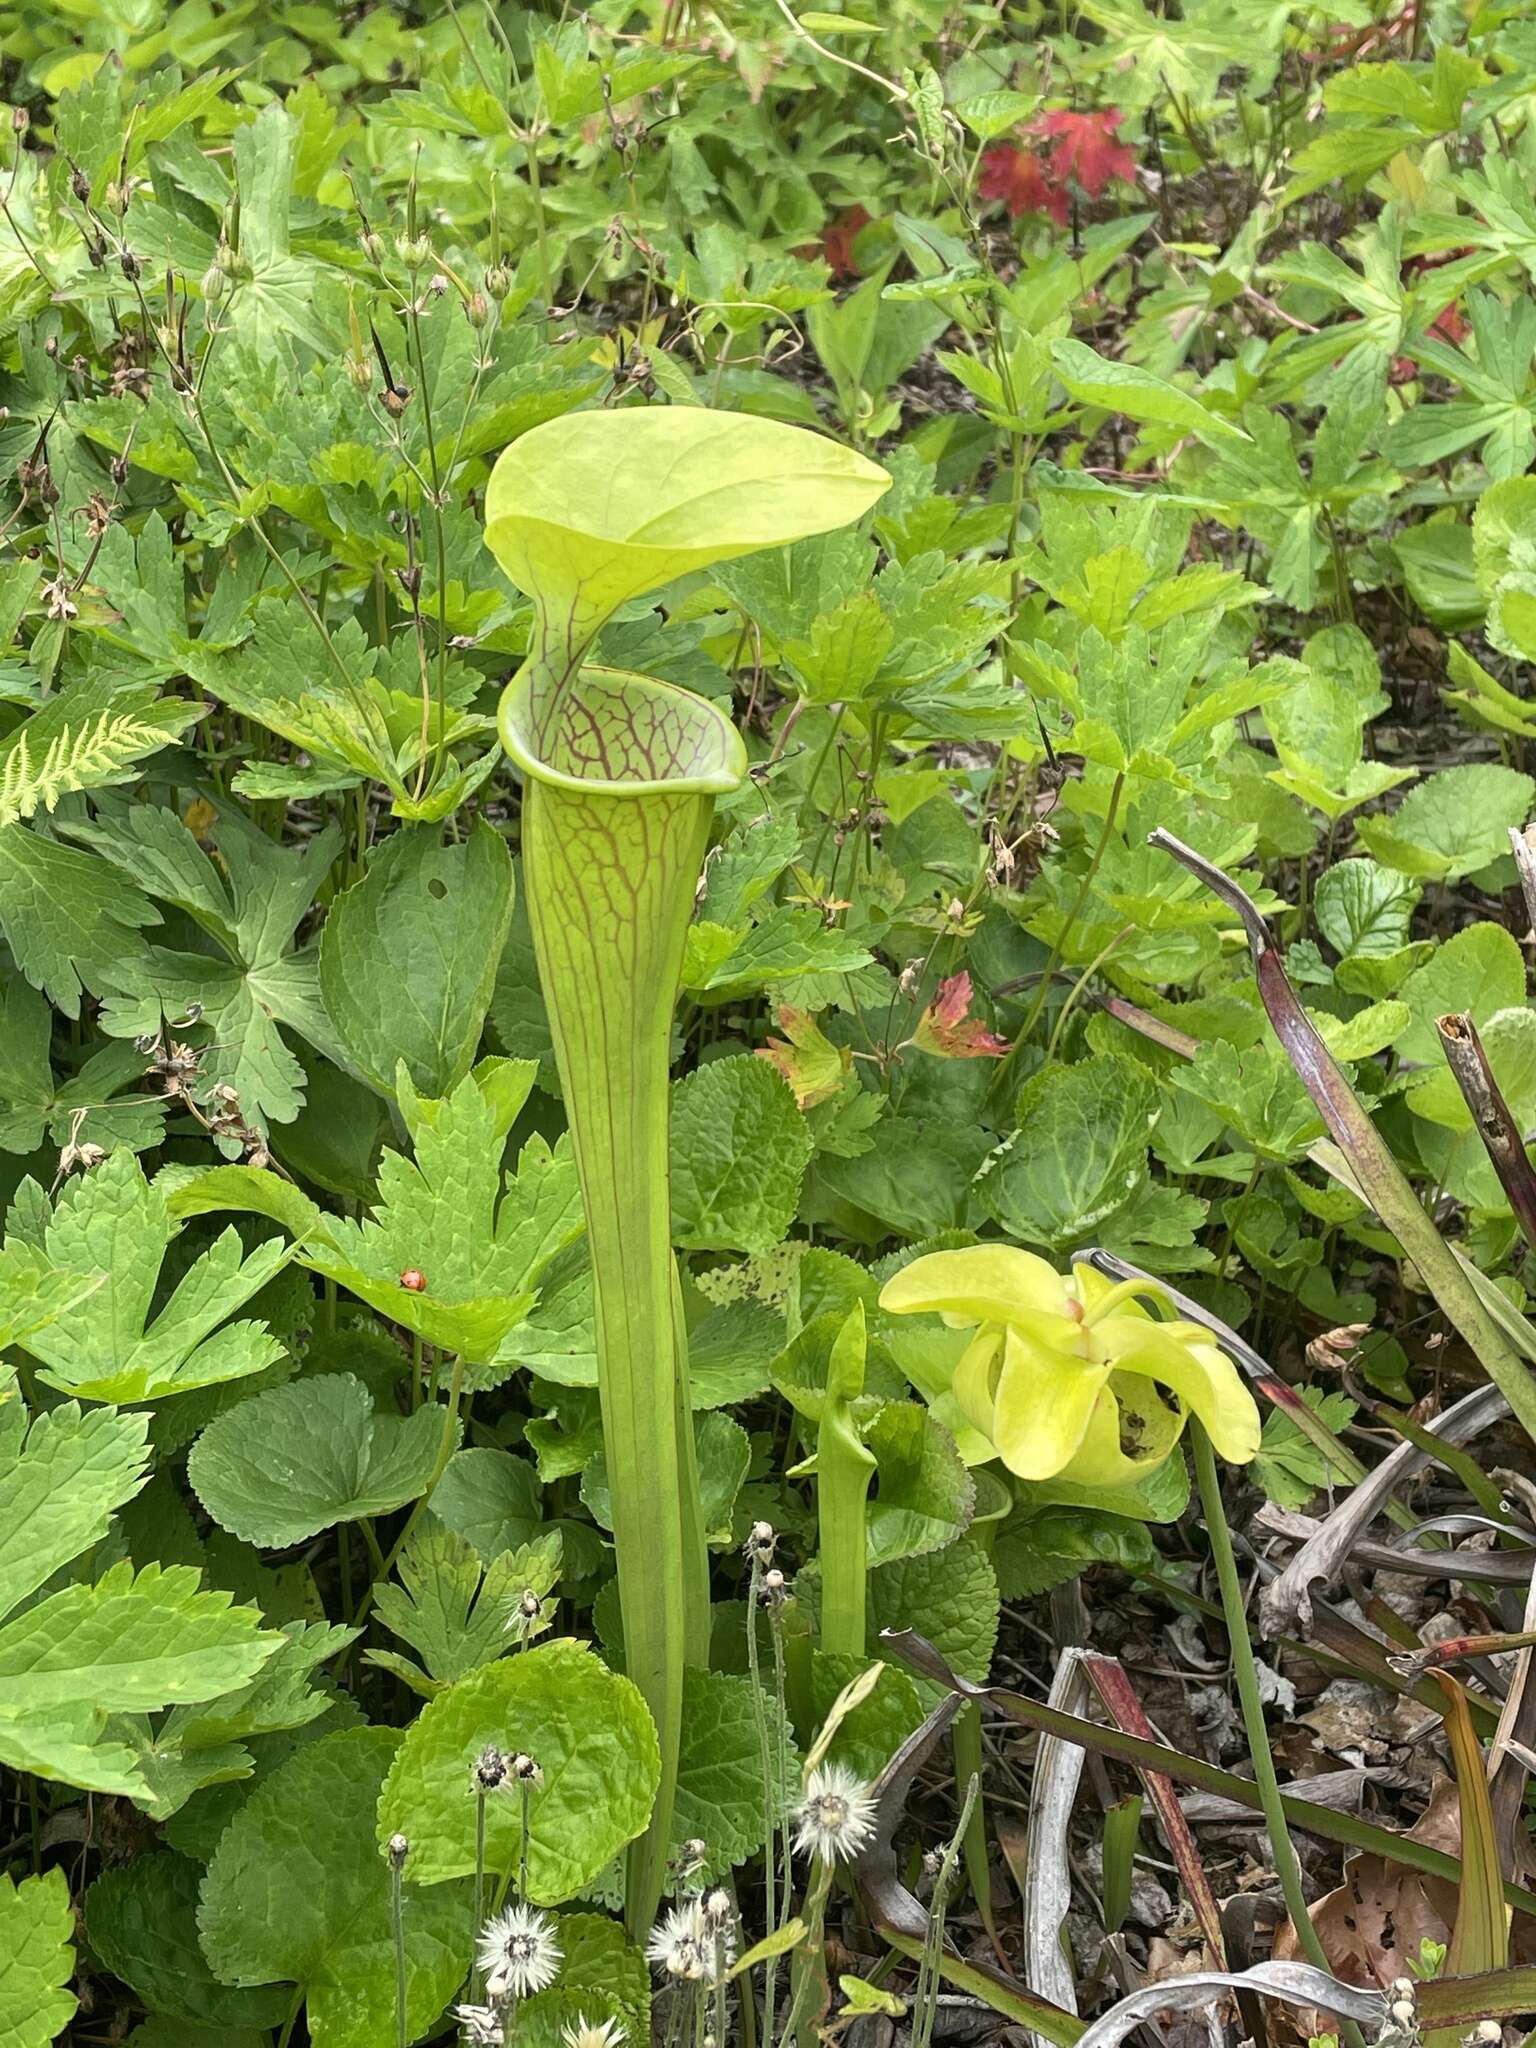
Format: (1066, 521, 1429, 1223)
(1509, 824, 1536, 940)
(1437, 1012, 1536, 1255)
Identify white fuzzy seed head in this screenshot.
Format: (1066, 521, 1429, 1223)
(793, 1762, 877, 1864)
(470, 1745, 510, 1795)
(646, 1901, 711, 1982)
(476, 1902, 562, 2000)
(560, 2017, 627, 2048)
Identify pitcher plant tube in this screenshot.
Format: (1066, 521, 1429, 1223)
(484, 407, 890, 1933)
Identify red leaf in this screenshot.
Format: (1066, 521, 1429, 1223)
(978, 143, 1068, 225)
(1035, 109, 1137, 202)
(912, 971, 1010, 1059)
(820, 204, 871, 280)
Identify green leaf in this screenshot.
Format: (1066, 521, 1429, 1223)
(670, 1056, 814, 1253)
(319, 821, 515, 1100)
(428, 1447, 544, 1563)
(8, 1150, 290, 1404)
(0, 1870, 76, 2048)
(198, 1727, 472, 2048)
(1396, 922, 1526, 1065)
(863, 1403, 975, 1566)
(486, 409, 890, 619)
(369, 1522, 561, 1695)
(979, 1055, 1157, 1251)
(0, 1392, 150, 1625)
(992, 1506, 1157, 1599)
(1170, 1040, 1325, 1161)
(1251, 1389, 1358, 1511)
(376, 1638, 660, 1898)
(670, 1667, 798, 1880)
(0, 824, 157, 1019)
(808, 1651, 924, 1779)
(189, 1374, 448, 1546)
(1315, 859, 1420, 964)
(1050, 338, 1247, 449)
(513, 1914, 650, 2048)
(869, 1536, 999, 1693)
(312, 1062, 583, 1361)
(0, 1561, 278, 1714)
(1355, 765, 1535, 882)
(86, 1853, 289, 2029)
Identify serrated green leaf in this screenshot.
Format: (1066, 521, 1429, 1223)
(979, 1055, 1157, 1251)
(670, 1666, 798, 1880)
(86, 1853, 289, 2029)
(0, 1561, 278, 1714)
(376, 1638, 660, 1898)
(0, 1391, 150, 1624)
(369, 1522, 561, 1694)
(189, 1374, 448, 1547)
(8, 1151, 290, 1404)
(0, 1870, 76, 2048)
(310, 1062, 583, 1362)
(670, 1056, 813, 1253)
(1355, 765, 1535, 882)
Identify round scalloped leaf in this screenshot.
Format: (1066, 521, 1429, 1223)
(198, 1727, 471, 2048)
(86, 1852, 288, 2029)
(188, 1374, 447, 1546)
(870, 1535, 999, 1695)
(376, 1637, 659, 1898)
(513, 1913, 650, 2048)
(670, 1666, 798, 1881)
(0, 1868, 76, 2048)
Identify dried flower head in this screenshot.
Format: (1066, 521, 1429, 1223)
(744, 1519, 777, 1562)
(792, 1762, 877, 1864)
(470, 1744, 510, 1795)
(700, 1887, 734, 1931)
(476, 1902, 562, 2000)
(673, 1837, 708, 1881)
(386, 1832, 410, 1868)
(455, 2005, 505, 2046)
(560, 2018, 627, 2048)
(510, 1751, 543, 1785)
(508, 1588, 545, 1637)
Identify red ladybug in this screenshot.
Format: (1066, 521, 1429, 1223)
(399, 1268, 427, 1293)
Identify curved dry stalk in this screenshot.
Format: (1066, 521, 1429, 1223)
(1436, 1012, 1536, 1254)
(1148, 829, 1536, 1446)
(1258, 1382, 1508, 1636)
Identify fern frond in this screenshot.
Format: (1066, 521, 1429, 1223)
(0, 711, 172, 828)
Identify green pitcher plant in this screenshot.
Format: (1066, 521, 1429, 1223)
(880, 1246, 1261, 1490)
(484, 407, 889, 1932)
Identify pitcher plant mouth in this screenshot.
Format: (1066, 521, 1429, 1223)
(498, 663, 747, 800)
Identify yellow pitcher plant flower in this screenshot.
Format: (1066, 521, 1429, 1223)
(879, 1246, 1260, 1488)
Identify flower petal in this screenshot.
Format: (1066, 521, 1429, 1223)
(989, 1324, 1112, 1480)
(952, 1327, 1004, 1442)
(1097, 1319, 1261, 1465)
(879, 1246, 1071, 1328)
(1056, 1373, 1185, 1490)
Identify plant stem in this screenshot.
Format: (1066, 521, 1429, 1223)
(1191, 1420, 1365, 2048)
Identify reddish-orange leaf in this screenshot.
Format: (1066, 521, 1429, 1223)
(1035, 109, 1137, 201)
(978, 143, 1067, 225)
(912, 972, 1010, 1059)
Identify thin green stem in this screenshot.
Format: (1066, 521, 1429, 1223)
(1191, 1421, 1365, 2048)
